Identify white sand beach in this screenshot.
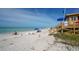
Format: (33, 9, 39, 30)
(0, 29, 79, 51)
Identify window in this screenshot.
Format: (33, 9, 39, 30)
(72, 16, 77, 20)
(78, 16, 79, 20)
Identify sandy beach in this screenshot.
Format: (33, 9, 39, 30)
(0, 29, 79, 51)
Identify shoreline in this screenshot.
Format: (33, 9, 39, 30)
(0, 27, 49, 34)
(0, 28, 49, 41)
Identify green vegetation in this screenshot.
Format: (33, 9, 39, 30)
(54, 33, 79, 46)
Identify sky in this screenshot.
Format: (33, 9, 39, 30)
(0, 8, 79, 28)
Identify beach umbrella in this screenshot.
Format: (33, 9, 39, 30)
(37, 29, 41, 32)
(34, 28, 39, 30)
(34, 28, 41, 32)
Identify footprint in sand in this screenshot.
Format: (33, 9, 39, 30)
(9, 43, 14, 45)
(31, 47, 35, 50)
(2, 39, 7, 41)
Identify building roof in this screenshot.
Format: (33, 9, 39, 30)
(66, 13, 79, 17)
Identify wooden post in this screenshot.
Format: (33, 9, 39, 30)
(61, 22, 63, 34)
(73, 17, 75, 35)
(61, 8, 66, 34)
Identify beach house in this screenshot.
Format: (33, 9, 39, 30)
(57, 13, 79, 34)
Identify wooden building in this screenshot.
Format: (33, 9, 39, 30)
(57, 13, 79, 34)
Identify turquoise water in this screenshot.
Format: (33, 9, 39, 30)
(0, 27, 35, 33)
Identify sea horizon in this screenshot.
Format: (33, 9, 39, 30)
(0, 27, 49, 33)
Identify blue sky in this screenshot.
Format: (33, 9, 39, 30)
(0, 8, 79, 28)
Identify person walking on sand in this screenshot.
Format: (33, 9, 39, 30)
(14, 32, 18, 35)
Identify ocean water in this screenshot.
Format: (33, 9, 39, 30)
(0, 27, 35, 33)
